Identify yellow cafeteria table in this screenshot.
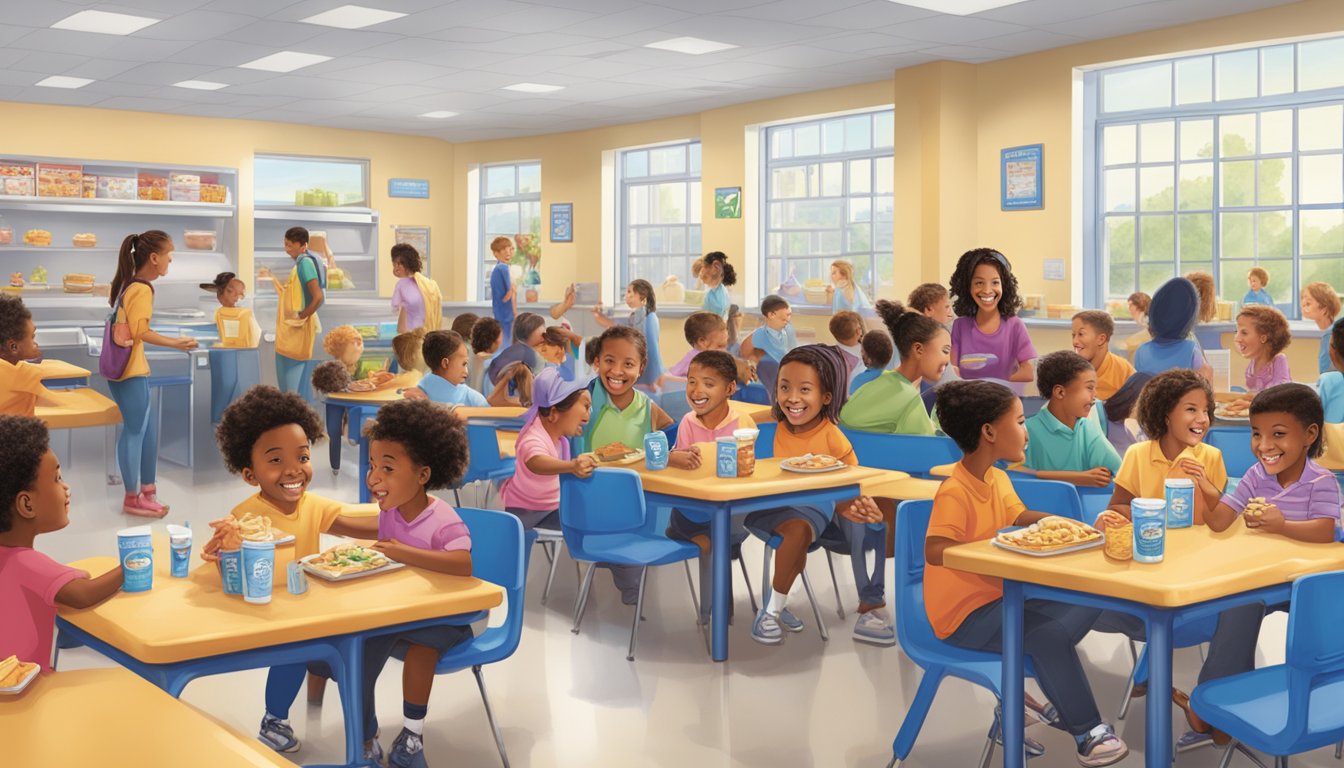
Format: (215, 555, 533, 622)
(944, 519, 1344, 768)
(57, 537, 503, 768)
(8, 668, 294, 766)
(35, 358, 91, 387)
(35, 387, 121, 429)
(630, 453, 910, 660)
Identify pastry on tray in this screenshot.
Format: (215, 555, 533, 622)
(996, 516, 1102, 552)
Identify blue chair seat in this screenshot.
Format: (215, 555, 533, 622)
(577, 534, 699, 566)
(1198, 669, 1344, 742)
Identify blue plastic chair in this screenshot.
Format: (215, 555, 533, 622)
(1206, 426, 1256, 478)
(560, 469, 700, 660)
(888, 499, 1040, 767)
(1076, 485, 1116, 527)
(426, 507, 525, 768)
(843, 430, 962, 479)
(755, 420, 777, 458)
(1009, 477, 1084, 522)
(732, 381, 771, 405)
(1192, 570, 1344, 767)
(457, 423, 517, 501)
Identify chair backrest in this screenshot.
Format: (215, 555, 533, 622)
(1010, 477, 1083, 521)
(659, 388, 691, 423)
(756, 358, 779, 404)
(894, 500, 940, 661)
(559, 469, 649, 559)
(754, 420, 777, 459)
(1286, 570, 1344, 677)
(462, 423, 507, 483)
(843, 430, 962, 478)
(1206, 427, 1255, 478)
(1076, 485, 1116, 526)
(732, 381, 771, 405)
(455, 507, 526, 653)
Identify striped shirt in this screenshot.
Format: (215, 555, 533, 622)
(1220, 458, 1342, 523)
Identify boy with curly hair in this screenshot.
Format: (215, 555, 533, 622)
(0, 415, 124, 670)
(0, 294, 56, 416)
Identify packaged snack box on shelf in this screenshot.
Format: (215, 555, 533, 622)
(82, 176, 98, 199)
(24, 229, 52, 246)
(137, 172, 168, 201)
(170, 182, 200, 202)
(38, 163, 83, 198)
(183, 230, 216, 250)
(73, 233, 97, 248)
(0, 227, 11, 245)
(169, 173, 200, 186)
(199, 183, 227, 203)
(97, 176, 136, 200)
(1, 162, 35, 197)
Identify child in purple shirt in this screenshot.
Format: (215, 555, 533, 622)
(947, 248, 1037, 393)
(358, 399, 474, 767)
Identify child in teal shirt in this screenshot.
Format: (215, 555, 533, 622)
(1020, 351, 1122, 487)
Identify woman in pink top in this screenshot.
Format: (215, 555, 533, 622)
(0, 415, 123, 671)
(500, 365, 596, 530)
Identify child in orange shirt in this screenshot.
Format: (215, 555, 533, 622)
(0, 295, 55, 416)
(1071, 310, 1135, 401)
(925, 380, 1128, 766)
(744, 344, 890, 646)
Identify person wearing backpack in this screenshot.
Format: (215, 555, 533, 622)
(266, 226, 326, 402)
(105, 230, 198, 517)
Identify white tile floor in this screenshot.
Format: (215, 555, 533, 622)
(43, 435, 1338, 767)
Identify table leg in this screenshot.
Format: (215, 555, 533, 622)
(326, 401, 344, 473)
(1002, 580, 1026, 768)
(332, 634, 367, 768)
(711, 506, 731, 662)
(1145, 609, 1174, 768)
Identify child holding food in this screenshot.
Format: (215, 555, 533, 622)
(211, 386, 380, 754)
(500, 365, 596, 531)
(358, 399, 474, 767)
(746, 344, 891, 646)
(0, 294, 57, 416)
(923, 380, 1129, 766)
(1018, 351, 1121, 489)
(0, 415, 124, 672)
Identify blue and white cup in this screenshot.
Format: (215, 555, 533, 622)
(117, 525, 154, 592)
(167, 524, 192, 578)
(242, 539, 276, 605)
(218, 549, 243, 595)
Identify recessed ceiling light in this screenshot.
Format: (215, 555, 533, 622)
(644, 37, 738, 55)
(502, 82, 564, 93)
(884, 0, 1028, 14)
(50, 10, 160, 36)
(35, 75, 94, 89)
(173, 80, 229, 91)
(238, 51, 333, 72)
(301, 5, 407, 29)
(419, 110, 458, 119)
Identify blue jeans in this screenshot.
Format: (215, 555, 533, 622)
(275, 354, 316, 403)
(107, 376, 157, 491)
(840, 519, 886, 608)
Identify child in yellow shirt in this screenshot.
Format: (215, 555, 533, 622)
(924, 380, 1128, 766)
(0, 294, 54, 416)
(212, 386, 379, 755)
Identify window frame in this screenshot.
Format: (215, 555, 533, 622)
(615, 140, 702, 304)
(478, 160, 541, 302)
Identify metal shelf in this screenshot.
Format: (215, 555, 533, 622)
(254, 206, 377, 224)
(0, 197, 235, 218)
(0, 245, 224, 257)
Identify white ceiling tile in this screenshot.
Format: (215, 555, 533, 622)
(199, 0, 303, 15)
(469, 5, 601, 35)
(135, 10, 260, 42)
(677, 62, 796, 83)
(111, 62, 216, 86)
(418, 26, 518, 44)
(478, 97, 582, 116)
(293, 28, 404, 56)
(0, 48, 28, 70)
(349, 83, 445, 103)
(219, 20, 326, 47)
(882, 14, 1029, 44)
(165, 39, 279, 66)
(809, 32, 927, 54)
(794, 0, 940, 31)
(7, 29, 127, 58)
(96, 0, 215, 13)
(422, 70, 524, 93)
(371, 0, 534, 35)
(735, 45, 878, 69)
(972, 28, 1084, 55)
(728, 0, 870, 23)
(650, 16, 839, 47)
(10, 50, 88, 75)
(977, 0, 1145, 25)
(920, 44, 1011, 62)
(227, 75, 380, 99)
(84, 37, 195, 64)
(283, 98, 386, 116)
(321, 60, 460, 85)
(557, 5, 691, 37)
(497, 32, 605, 54)
(474, 55, 591, 78)
(0, 1, 87, 28)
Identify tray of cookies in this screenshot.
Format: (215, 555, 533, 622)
(993, 516, 1105, 557)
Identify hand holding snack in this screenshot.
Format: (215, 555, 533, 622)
(571, 454, 596, 479)
(668, 446, 701, 470)
(1094, 509, 1129, 530)
(1243, 497, 1284, 532)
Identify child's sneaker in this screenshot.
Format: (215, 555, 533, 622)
(1076, 723, 1128, 767)
(776, 607, 804, 633)
(363, 737, 385, 765)
(387, 727, 428, 768)
(852, 609, 896, 646)
(1176, 730, 1213, 751)
(122, 492, 168, 519)
(751, 609, 783, 645)
(258, 714, 300, 753)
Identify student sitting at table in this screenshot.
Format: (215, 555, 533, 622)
(908, 282, 955, 326)
(0, 294, 57, 417)
(499, 364, 596, 532)
(1319, 319, 1344, 428)
(487, 312, 545, 385)
(840, 300, 946, 436)
(1301, 281, 1341, 376)
(924, 380, 1129, 766)
(746, 344, 891, 646)
(469, 317, 503, 395)
(211, 386, 386, 755)
(358, 399, 475, 767)
(830, 310, 866, 378)
(449, 312, 478, 341)
(1018, 351, 1121, 489)
(1235, 304, 1292, 392)
(662, 350, 757, 622)
(1070, 310, 1135, 401)
(0, 415, 124, 671)
(658, 311, 731, 391)
(407, 330, 518, 407)
(848, 330, 893, 395)
(1134, 278, 1214, 383)
(739, 295, 797, 368)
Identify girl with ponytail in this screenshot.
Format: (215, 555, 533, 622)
(839, 299, 949, 435)
(107, 230, 198, 517)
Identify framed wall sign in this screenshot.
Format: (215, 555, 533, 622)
(550, 203, 573, 242)
(1000, 144, 1043, 210)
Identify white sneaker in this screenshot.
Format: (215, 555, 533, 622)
(752, 609, 783, 645)
(1077, 723, 1128, 767)
(853, 609, 896, 646)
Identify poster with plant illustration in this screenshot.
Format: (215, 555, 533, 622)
(715, 187, 741, 219)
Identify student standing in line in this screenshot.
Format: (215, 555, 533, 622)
(266, 226, 325, 403)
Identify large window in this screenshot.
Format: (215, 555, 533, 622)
(762, 109, 894, 306)
(479, 162, 541, 301)
(617, 142, 701, 301)
(1089, 37, 1344, 317)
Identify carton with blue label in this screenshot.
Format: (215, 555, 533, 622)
(117, 526, 154, 592)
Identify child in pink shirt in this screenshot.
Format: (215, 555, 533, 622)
(499, 365, 596, 531)
(358, 399, 475, 766)
(665, 350, 756, 622)
(0, 415, 123, 671)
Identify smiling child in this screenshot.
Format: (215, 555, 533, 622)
(948, 248, 1036, 389)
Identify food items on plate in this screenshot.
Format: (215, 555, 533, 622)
(307, 543, 391, 577)
(72, 233, 96, 247)
(1218, 400, 1250, 418)
(0, 655, 38, 688)
(1099, 519, 1133, 560)
(62, 273, 94, 293)
(24, 229, 51, 246)
(783, 453, 842, 470)
(996, 516, 1102, 553)
(201, 513, 287, 560)
(1244, 496, 1269, 520)
(183, 230, 216, 250)
(596, 441, 640, 461)
(37, 163, 82, 198)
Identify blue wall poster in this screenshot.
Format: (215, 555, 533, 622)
(1000, 144, 1043, 210)
(388, 178, 430, 198)
(550, 203, 573, 243)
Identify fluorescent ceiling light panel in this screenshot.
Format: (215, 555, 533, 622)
(35, 75, 93, 89)
(300, 5, 407, 29)
(645, 37, 738, 55)
(50, 10, 160, 35)
(502, 82, 564, 93)
(884, 0, 1028, 14)
(420, 110, 458, 118)
(239, 51, 332, 73)
(173, 80, 229, 91)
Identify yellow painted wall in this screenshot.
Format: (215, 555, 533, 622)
(0, 101, 454, 295)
